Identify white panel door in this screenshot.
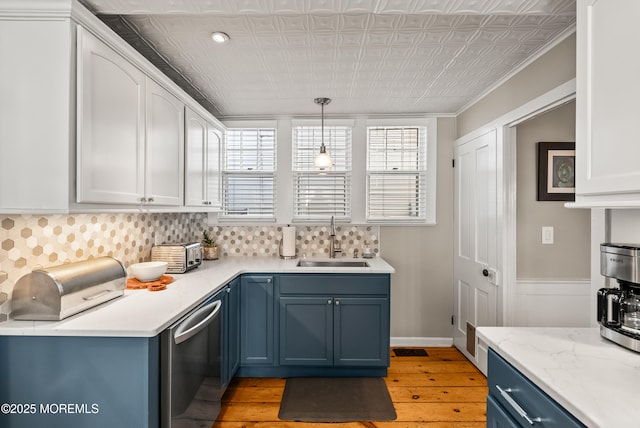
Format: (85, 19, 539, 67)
(145, 79, 184, 206)
(77, 28, 145, 204)
(453, 129, 498, 369)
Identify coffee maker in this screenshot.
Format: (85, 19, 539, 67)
(598, 243, 640, 352)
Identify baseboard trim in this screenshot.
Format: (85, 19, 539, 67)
(390, 337, 453, 347)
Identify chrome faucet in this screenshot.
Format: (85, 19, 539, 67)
(329, 216, 341, 258)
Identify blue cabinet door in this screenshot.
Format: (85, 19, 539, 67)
(240, 275, 275, 365)
(227, 278, 241, 378)
(279, 296, 333, 365)
(333, 297, 389, 366)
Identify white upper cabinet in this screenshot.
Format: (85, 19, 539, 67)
(145, 79, 185, 206)
(77, 28, 184, 206)
(575, 0, 640, 206)
(184, 107, 221, 209)
(0, 3, 223, 213)
(0, 17, 72, 213)
(77, 27, 146, 204)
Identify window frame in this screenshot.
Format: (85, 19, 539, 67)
(291, 119, 354, 223)
(364, 118, 437, 225)
(220, 123, 277, 222)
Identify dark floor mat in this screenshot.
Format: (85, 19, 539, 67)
(278, 377, 397, 422)
(393, 348, 429, 357)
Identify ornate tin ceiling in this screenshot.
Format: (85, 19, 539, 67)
(80, 0, 576, 118)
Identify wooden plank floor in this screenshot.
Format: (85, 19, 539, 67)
(215, 347, 487, 427)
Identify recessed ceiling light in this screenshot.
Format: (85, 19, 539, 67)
(211, 32, 230, 44)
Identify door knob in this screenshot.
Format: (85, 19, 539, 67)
(482, 269, 489, 277)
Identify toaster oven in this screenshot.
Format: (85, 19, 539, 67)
(151, 242, 202, 273)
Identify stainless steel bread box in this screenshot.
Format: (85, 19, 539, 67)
(11, 257, 126, 321)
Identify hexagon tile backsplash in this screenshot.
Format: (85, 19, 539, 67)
(0, 213, 379, 317)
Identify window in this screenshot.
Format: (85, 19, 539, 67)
(292, 125, 352, 221)
(366, 126, 428, 222)
(222, 128, 276, 220)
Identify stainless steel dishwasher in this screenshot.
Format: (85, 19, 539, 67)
(161, 294, 223, 428)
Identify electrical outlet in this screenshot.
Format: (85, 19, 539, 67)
(542, 226, 554, 244)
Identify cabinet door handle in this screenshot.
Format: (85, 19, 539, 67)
(148, 197, 154, 203)
(266, 278, 272, 283)
(335, 300, 340, 305)
(327, 299, 332, 305)
(140, 197, 147, 203)
(495, 385, 542, 425)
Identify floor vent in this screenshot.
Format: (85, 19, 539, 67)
(393, 348, 428, 357)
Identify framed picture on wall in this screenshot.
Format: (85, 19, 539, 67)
(537, 142, 575, 201)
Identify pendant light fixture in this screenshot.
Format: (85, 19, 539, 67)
(313, 97, 333, 169)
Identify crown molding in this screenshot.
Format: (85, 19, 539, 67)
(456, 24, 577, 116)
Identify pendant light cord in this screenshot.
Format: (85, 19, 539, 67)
(321, 101, 325, 150)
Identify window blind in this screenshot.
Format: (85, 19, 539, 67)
(366, 126, 427, 222)
(222, 128, 276, 219)
(292, 126, 351, 220)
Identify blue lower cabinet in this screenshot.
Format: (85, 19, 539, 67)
(0, 335, 159, 428)
(240, 274, 276, 366)
(226, 277, 241, 380)
(219, 278, 241, 390)
(487, 348, 585, 428)
(278, 274, 390, 369)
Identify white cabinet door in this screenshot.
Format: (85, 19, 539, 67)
(576, 0, 640, 204)
(0, 19, 72, 213)
(145, 79, 184, 206)
(206, 124, 222, 209)
(185, 108, 208, 207)
(184, 107, 221, 209)
(77, 28, 145, 204)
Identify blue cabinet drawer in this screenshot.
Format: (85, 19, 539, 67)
(487, 395, 520, 428)
(279, 274, 389, 295)
(488, 349, 585, 428)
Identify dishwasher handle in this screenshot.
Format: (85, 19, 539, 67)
(174, 300, 222, 345)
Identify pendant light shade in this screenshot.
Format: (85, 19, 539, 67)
(313, 97, 333, 169)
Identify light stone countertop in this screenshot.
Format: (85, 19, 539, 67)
(0, 256, 394, 338)
(477, 326, 640, 428)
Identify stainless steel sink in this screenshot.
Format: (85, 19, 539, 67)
(296, 260, 370, 268)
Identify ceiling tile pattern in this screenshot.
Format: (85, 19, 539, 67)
(82, 0, 576, 117)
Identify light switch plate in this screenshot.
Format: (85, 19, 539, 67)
(542, 226, 554, 244)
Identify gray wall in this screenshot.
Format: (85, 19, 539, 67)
(383, 33, 578, 340)
(516, 101, 591, 280)
(457, 33, 576, 138)
(382, 117, 455, 338)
